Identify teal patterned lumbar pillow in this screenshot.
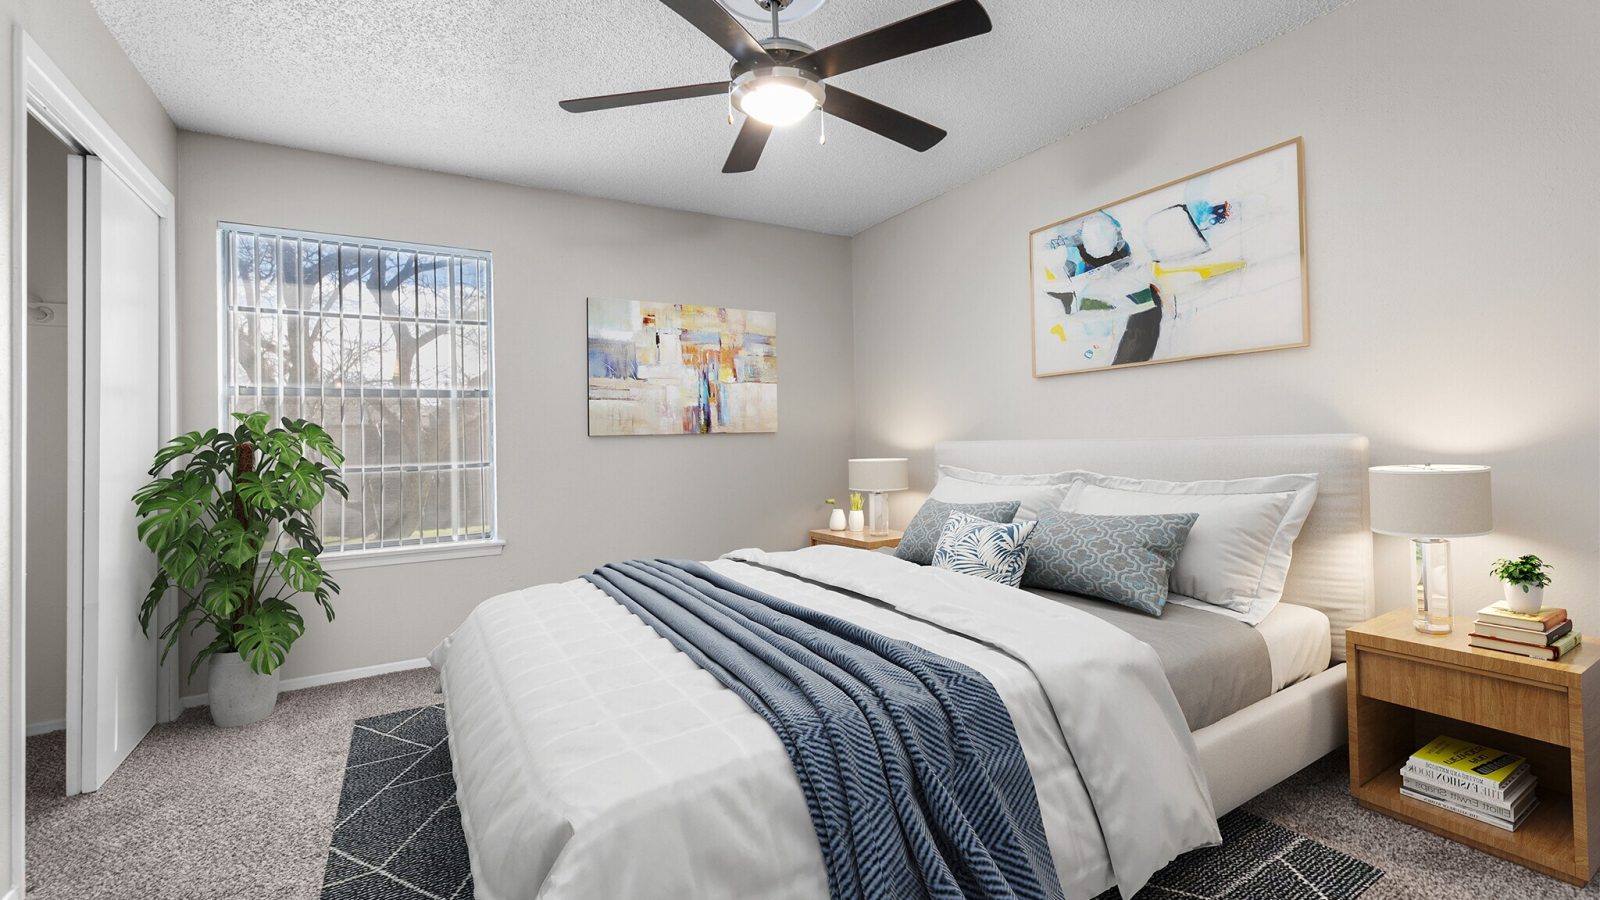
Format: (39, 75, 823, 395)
(931, 511, 1038, 587)
(895, 498, 1021, 566)
(1022, 509, 1198, 616)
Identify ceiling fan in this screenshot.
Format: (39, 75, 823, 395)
(559, 0, 992, 173)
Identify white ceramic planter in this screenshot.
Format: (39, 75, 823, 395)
(208, 651, 281, 727)
(828, 508, 847, 531)
(847, 510, 865, 532)
(1502, 582, 1545, 614)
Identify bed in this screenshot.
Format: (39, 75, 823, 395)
(431, 434, 1374, 900)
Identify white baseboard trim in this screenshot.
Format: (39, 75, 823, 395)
(180, 657, 432, 709)
(25, 719, 65, 737)
(2, 885, 17, 900)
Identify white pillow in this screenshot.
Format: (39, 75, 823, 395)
(930, 465, 1075, 521)
(1060, 471, 1318, 624)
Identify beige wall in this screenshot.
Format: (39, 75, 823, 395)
(850, 0, 1600, 625)
(175, 133, 855, 697)
(0, 0, 178, 890)
(25, 117, 70, 731)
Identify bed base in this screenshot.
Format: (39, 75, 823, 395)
(1195, 663, 1348, 815)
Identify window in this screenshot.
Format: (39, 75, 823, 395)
(221, 224, 497, 563)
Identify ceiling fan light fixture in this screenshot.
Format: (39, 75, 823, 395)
(732, 67, 825, 127)
(560, 0, 993, 173)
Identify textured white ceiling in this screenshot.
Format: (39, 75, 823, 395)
(91, 0, 1347, 235)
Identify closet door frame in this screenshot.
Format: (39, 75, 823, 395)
(8, 27, 179, 898)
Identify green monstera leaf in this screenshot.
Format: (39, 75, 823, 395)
(209, 518, 265, 569)
(200, 568, 254, 619)
(134, 471, 214, 551)
(272, 548, 323, 593)
(232, 599, 306, 675)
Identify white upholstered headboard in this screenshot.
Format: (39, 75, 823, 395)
(934, 434, 1375, 661)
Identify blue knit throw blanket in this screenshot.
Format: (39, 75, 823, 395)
(584, 559, 1063, 900)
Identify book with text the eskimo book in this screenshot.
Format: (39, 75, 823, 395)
(1401, 764, 1537, 817)
(1400, 786, 1539, 832)
(1469, 631, 1582, 661)
(1476, 602, 1568, 632)
(1409, 735, 1529, 796)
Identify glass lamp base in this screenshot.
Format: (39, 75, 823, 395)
(1412, 538, 1453, 634)
(865, 492, 889, 536)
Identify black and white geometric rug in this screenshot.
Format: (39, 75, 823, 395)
(1093, 807, 1383, 900)
(321, 704, 472, 900)
(322, 705, 1380, 900)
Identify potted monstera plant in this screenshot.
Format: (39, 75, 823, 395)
(133, 412, 347, 727)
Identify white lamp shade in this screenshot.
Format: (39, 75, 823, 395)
(848, 458, 909, 492)
(1369, 464, 1492, 538)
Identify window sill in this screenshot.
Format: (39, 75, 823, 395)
(319, 539, 505, 572)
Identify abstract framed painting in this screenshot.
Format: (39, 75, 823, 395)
(1028, 138, 1309, 377)
(587, 298, 777, 435)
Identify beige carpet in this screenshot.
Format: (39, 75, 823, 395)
(25, 667, 438, 900)
(24, 667, 1600, 899)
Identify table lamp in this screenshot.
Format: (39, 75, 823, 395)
(1369, 464, 1493, 634)
(848, 458, 908, 536)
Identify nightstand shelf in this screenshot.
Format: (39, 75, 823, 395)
(807, 528, 902, 550)
(1353, 759, 1576, 869)
(1347, 608, 1600, 885)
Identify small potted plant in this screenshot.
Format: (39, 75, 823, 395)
(847, 492, 865, 532)
(1490, 554, 1553, 614)
(825, 498, 846, 531)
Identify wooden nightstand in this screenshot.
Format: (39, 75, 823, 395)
(807, 528, 902, 550)
(1347, 608, 1600, 884)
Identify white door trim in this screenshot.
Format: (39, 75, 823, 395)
(61, 155, 82, 796)
(9, 26, 178, 897)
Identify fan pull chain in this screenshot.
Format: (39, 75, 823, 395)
(819, 109, 827, 145)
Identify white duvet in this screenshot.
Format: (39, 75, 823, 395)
(430, 546, 1220, 900)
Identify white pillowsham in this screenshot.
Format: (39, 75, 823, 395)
(1060, 471, 1318, 625)
(930, 465, 1074, 521)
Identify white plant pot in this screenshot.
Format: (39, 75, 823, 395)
(828, 508, 847, 531)
(847, 510, 865, 532)
(208, 651, 281, 727)
(1502, 582, 1545, 614)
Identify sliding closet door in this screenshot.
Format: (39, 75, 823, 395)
(65, 156, 161, 794)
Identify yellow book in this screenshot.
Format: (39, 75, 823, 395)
(1410, 735, 1528, 792)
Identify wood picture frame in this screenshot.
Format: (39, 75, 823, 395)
(1027, 137, 1309, 378)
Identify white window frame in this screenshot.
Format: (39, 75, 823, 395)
(217, 222, 502, 569)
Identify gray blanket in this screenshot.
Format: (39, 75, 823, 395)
(1025, 589, 1272, 730)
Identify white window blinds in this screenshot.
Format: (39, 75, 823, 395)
(221, 224, 496, 555)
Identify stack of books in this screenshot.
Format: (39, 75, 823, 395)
(1401, 735, 1538, 831)
(1469, 602, 1581, 660)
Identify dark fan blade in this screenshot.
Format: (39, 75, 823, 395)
(823, 87, 946, 152)
(802, 0, 991, 79)
(660, 0, 772, 66)
(560, 81, 730, 113)
(722, 118, 773, 173)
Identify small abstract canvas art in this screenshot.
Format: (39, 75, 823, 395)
(587, 298, 777, 435)
(1029, 138, 1308, 377)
